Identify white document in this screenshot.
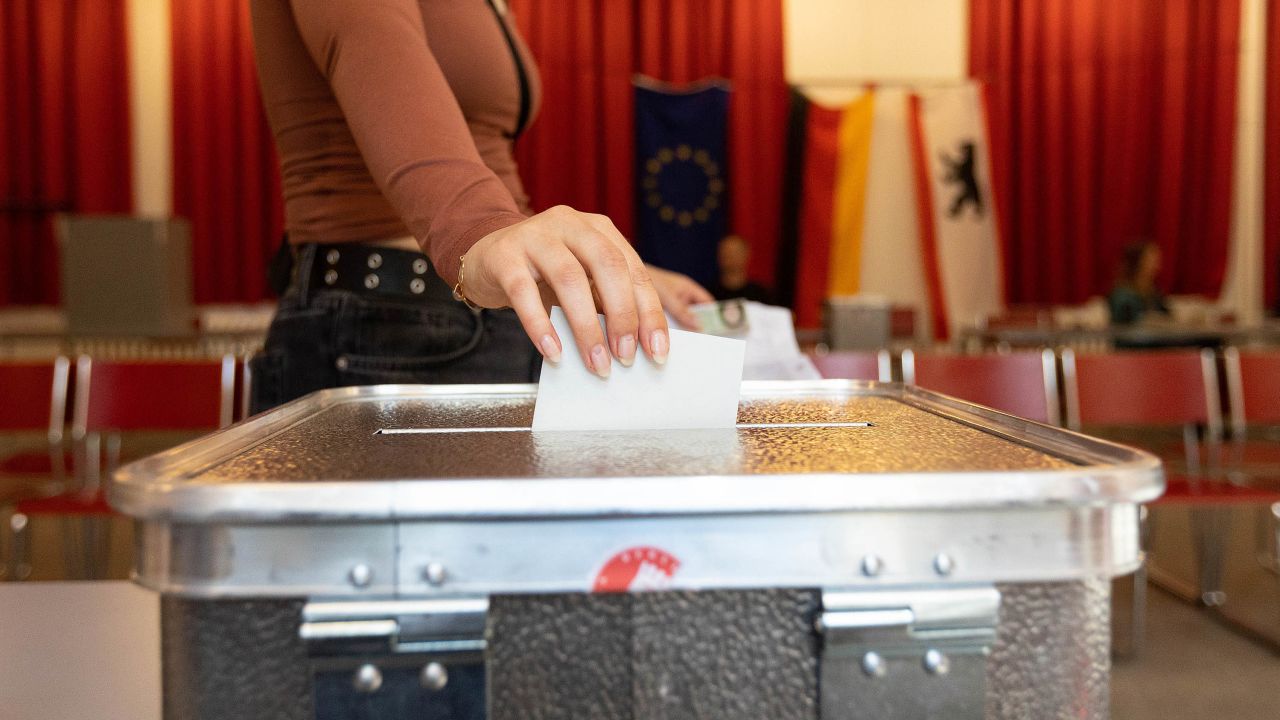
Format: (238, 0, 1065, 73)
(533, 307, 746, 431)
(686, 301, 821, 381)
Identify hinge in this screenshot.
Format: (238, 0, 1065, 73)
(817, 586, 1000, 720)
(299, 598, 487, 658)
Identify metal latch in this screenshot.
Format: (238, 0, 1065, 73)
(817, 586, 1000, 720)
(300, 597, 487, 657)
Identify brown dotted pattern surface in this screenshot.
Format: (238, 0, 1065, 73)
(157, 583, 1109, 720)
(186, 394, 1068, 484)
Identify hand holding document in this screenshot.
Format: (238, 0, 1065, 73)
(533, 307, 746, 431)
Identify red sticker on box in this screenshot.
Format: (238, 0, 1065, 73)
(592, 546, 681, 593)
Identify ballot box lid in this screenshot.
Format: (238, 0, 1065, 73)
(112, 382, 1161, 597)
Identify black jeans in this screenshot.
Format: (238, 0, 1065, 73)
(249, 245, 541, 415)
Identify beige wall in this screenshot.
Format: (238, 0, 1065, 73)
(126, 0, 172, 217)
(783, 0, 969, 98)
(1221, 0, 1268, 325)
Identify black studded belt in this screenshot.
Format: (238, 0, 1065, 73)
(298, 242, 456, 303)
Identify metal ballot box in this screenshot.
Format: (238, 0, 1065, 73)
(111, 382, 1161, 720)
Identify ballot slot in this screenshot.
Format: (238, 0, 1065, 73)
(373, 421, 876, 435)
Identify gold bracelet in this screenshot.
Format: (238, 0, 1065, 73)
(451, 255, 483, 311)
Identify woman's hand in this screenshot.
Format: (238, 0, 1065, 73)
(646, 264, 715, 330)
(461, 206, 668, 378)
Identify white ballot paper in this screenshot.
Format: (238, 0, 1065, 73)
(533, 307, 746, 431)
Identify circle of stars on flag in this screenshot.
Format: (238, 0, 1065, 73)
(643, 144, 725, 228)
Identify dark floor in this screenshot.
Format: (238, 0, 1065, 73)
(1112, 586, 1280, 720)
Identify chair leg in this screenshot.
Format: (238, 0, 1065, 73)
(1265, 503, 1280, 575)
(1130, 558, 1148, 656)
(8, 510, 32, 580)
(90, 515, 112, 580)
(1194, 506, 1230, 607)
(1130, 505, 1150, 656)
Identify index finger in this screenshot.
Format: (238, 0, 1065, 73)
(581, 215, 669, 364)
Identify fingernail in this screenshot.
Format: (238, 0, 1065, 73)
(540, 334, 562, 364)
(650, 330, 669, 365)
(617, 334, 636, 367)
(590, 344, 611, 378)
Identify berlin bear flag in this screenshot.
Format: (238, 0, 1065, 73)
(909, 85, 1004, 340)
(634, 78, 730, 288)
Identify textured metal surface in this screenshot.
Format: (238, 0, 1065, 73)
(194, 394, 1069, 483)
(988, 580, 1111, 720)
(630, 590, 818, 720)
(488, 590, 817, 720)
(158, 581, 1111, 720)
(161, 597, 313, 720)
(112, 383, 1163, 523)
(488, 593, 633, 720)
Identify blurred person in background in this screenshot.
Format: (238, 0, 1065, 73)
(710, 234, 775, 305)
(1107, 240, 1170, 326)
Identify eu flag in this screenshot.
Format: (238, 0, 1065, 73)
(634, 78, 730, 289)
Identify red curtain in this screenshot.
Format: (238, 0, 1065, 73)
(0, 0, 133, 306)
(171, 0, 282, 303)
(1267, 0, 1280, 311)
(511, 0, 789, 286)
(971, 0, 1241, 305)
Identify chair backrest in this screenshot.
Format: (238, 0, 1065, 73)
(0, 357, 70, 442)
(809, 350, 892, 382)
(1062, 348, 1221, 438)
(1224, 348, 1280, 427)
(73, 356, 235, 437)
(902, 349, 1060, 425)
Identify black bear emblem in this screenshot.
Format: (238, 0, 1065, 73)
(940, 140, 984, 219)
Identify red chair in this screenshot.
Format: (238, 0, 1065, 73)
(0, 358, 72, 579)
(1061, 349, 1273, 646)
(1063, 348, 1222, 441)
(902, 349, 1060, 425)
(1063, 348, 1224, 649)
(809, 350, 891, 382)
(10, 355, 235, 579)
(0, 357, 71, 482)
(1224, 348, 1280, 483)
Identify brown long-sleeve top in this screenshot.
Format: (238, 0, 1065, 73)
(250, 0, 541, 284)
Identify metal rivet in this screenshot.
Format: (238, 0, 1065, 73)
(364, 273, 380, 289)
(860, 554, 883, 578)
(423, 562, 447, 586)
(923, 649, 950, 676)
(335, 356, 350, 371)
(420, 662, 449, 691)
(861, 651, 886, 678)
(412, 258, 428, 275)
(933, 553, 955, 577)
(326, 249, 340, 265)
(324, 269, 338, 285)
(367, 252, 383, 269)
(353, 664, 383, 693)
(348, 563, 373, 588)
(410, 278, 426, 294)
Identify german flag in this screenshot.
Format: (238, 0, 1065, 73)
(776, 90, 877, 330)
(776, 83, 1005, 340)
